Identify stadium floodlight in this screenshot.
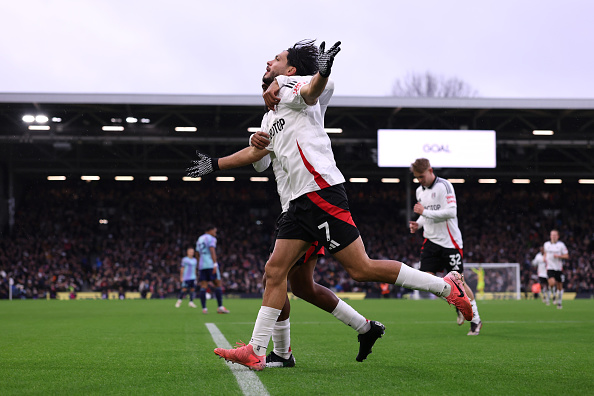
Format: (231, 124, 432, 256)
(35, 115, 49, 123)
(579, 179, 594, 184)
(533, 130, 554, 135)
(149, 176, 168, 181)
(115, 176, 134, 181)
(250, 177, 269, 182)
(22, 115, 35, 123)
(47, 176, 66, 181)
(81, 176, 100, 181)
(126, 117, 138, 123)
(182, 176, 202, 181)
(216, 177, 235, 182)
(52, 117, 62, 122)
(349, 178, 368, 183)
(512, 179, 530, 184)
(544, 179, 562, 184)
(247, 127, 260, 133)
(448, 178, 465, 183)
(102, 126, 124, 131)
(478, 179, 497, 184)
(99, 219, 109, 224)
(29, 125, 50, 131)
(381, 178, 400, 183)
(140, 118, 150, 123)
(175, 127, 197, 132)
(325, 128, 342, 134)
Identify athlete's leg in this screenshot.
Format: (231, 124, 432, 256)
(199, 280, 208, 310)
(248, 239, 310, 357)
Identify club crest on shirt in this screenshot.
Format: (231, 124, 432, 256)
(431, 192, 436, 199)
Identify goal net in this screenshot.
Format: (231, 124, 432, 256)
(463, 263, 521, 300)
(408, 262, 521, 300)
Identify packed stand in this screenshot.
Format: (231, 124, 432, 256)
(0, 180, 592, 299)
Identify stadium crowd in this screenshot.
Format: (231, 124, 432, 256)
(1, 179, 592, 299)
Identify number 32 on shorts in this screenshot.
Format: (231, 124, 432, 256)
(449, 253, 462, 271)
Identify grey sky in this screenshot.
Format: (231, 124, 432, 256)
(2, 0, 593, 98)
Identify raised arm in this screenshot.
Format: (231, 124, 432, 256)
(300, 41, 341, 105)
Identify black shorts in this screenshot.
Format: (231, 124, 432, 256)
(419, 239, 464, 274)
(181, 279, 196, 289)
(547, 270, 564, 283)
(538, 276, 548, 286)
(270, 212, 325, 266)
(278, 184, 360, 254)
(199, 268, 220, 282)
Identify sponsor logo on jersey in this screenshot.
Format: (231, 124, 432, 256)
(292, 81, 308, 95)
(446, 195, 456, 204)
(268, 118, 285, 138)
(424, 204, 441, 210)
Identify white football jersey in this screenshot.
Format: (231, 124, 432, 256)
(263, 75, 345, 201)
(532, 252, 547, 278)
(415, 176, 463, 250)
(543, 241, 568, 271)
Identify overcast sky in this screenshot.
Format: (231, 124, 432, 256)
(2, 0, 593, 98)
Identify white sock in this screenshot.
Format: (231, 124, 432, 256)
(395, 263, 449, 296)
(249, 306, 281, 356)
(470, 299, 480, 323)
(331, 299, 371, 334)
(272, 318, 292, 359)
(558, 289, 563, 305)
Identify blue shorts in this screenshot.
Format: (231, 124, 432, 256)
(199, 268, 220, 282)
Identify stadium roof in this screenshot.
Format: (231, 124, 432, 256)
(1, 93, 594, 181)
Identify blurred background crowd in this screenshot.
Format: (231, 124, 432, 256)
(1, 180, 592, 299)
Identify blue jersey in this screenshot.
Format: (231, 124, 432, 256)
(196, 233, 217, 270)
(181, 256, 198, 281)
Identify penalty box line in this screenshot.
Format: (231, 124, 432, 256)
(205, 323, 269, 396)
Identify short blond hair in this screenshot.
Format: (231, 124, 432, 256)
(410, 158, 431, 173)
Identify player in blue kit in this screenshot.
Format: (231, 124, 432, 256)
(197, 225, 230, 314)
(176, 247, 198, 308)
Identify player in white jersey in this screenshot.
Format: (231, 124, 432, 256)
(175, 247, 198, 308)
(408, 158, 482, 335)
(531, 246, 549, 305)
(543, 229, 569, 309)
(251, 128, 384, 366)
(196, 225, 229, 314)
(187, 39, 471, 371)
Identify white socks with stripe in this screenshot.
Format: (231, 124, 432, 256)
(272, 319, 292, 359)
(395, 263, 450, 296)
(332, 298, 371, 334)
(249, 306, 281, 356)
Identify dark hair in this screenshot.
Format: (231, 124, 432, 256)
(205, 225, 216, 232)
(286, 39, 319, 76)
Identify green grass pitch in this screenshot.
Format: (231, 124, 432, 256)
(1, 298, 592, 395)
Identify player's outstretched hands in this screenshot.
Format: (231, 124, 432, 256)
(318, 41, 341, 78)
(186, 151, 219, 177)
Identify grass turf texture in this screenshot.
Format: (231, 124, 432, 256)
(1, 298, 592, 395)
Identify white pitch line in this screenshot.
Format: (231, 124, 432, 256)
(206, 323, 269, 396)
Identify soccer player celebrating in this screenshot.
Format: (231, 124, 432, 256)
(409, 158, 483, 335)
(187, 39, 471, 370)
(543, 229, 569, 309)
(176, 247, 198, 308)
(196, 225, 229, 314)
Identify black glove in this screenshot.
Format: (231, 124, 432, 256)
(318, 41, 341, 78)
(186, 151, 220, 177)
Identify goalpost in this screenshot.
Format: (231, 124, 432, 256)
(409, 262, 521, 300)
(464, 263, 521, 300)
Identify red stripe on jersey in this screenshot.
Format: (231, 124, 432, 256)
(446, 224, 463, 258)
(296, 140, 331, 189)
(306, 191, 356, 227)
